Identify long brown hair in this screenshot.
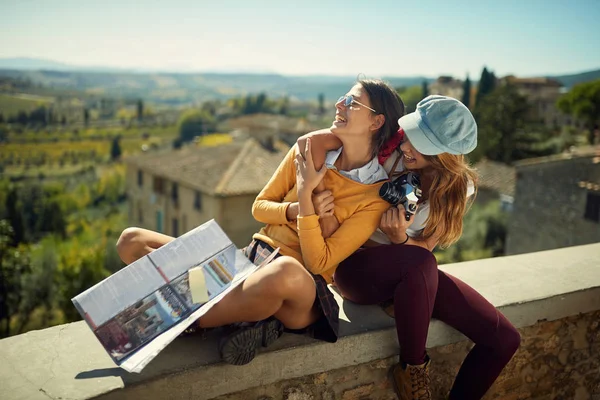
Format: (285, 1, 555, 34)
(358, 79, 405, 157)
(421, 153, 479, 248)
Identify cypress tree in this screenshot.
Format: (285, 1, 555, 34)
(462, 75, 472, 108)
(476, 67, 496, 107)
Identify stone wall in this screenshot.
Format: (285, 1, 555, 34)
(214, 310, 600, 400)
(506, 153, 600, 255)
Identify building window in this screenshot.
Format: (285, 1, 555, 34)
(584, 192, 600, 223)
(137, 200, 143, 224)
(172, 218, 179, 237)
(153, 177, 165, 195)
(137, 170, 143, 187)
(156, 210, 163, 233)
(171, 183, 179, 206)
(194, 191, 202, 211)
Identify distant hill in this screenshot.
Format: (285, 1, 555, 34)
(0, 66, 431, 105)
(0, 57, 597, 105)
(0, 57, 135, 73)
(548, 69, 600, 88)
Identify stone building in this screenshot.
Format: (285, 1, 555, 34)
(428, 76, 464, 101)
(123, 138, 290, 247)
(506, 146, 600, 255)
(499, 75, 582, 129)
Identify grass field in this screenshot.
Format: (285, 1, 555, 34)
(0, 93, 54, 118)
(7, 124, 178, 141)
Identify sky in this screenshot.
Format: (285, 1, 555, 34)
(1, 0, 599, 78)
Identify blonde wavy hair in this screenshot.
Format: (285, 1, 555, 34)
(421, 153, 479, 248)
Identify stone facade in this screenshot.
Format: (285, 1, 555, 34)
(214, 310, 600, 400)
(429, 76, 464, 101)
(499, 76, 583, 130)
(506, 149, 600, 255)
(126, 166, 263, 247)
(124, 138, 289, 247)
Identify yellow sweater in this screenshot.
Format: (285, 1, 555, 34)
(252, 145, 391, 283)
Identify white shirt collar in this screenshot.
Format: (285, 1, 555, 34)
(324, 147, 388, 184)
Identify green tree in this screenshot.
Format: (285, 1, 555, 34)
(5, 187, 25, 245)
(0, 126, 7, 143)
(136, 99, 144, 121)
(83, 108, 90, 126)
(462, 75, 471, 108)
(279, 96, 290, 115)
(396, 85, 422, 113)
(421, 80, 429, 99)
(475, 67, 496, 107)
(110, 136, 122, 161)
(557, 79, 600, 144)
(177, 109, 216, 143)
(318, 93, 325, 115)
(57, 241, 109, 322)
(473, 84, 554, 164)
(16, 237, 57, 333)
(0, 220, 31, 337)
(435, 200, 507, 264)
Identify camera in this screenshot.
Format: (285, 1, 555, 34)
(379, 172, 422, 221)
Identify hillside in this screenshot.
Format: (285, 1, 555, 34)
(0, 66, 431, 105)
(549, 69, 600, 88)
(0, 57, 598, 105)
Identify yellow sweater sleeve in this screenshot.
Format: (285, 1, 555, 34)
(251, 145, 297, 225)
(297, 202, 384, 276)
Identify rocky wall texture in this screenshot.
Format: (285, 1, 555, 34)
(214, 310, 600, 400)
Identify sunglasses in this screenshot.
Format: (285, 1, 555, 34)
(337, 95, 378, 114)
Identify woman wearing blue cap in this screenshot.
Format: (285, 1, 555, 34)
(301, 95, 520, 400)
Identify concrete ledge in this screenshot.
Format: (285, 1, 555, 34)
(1, 243, 599, 400)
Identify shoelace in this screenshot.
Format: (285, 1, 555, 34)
(410, 367, 432, 400)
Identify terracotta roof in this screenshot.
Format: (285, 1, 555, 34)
(474, 159, 516, 197)
(125, 138, 290, 196)
(502, 76, 562, 87)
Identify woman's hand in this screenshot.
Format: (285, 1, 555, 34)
(313, 190, 335, 218)
(295, 138, 327, 197)
(313, 189, 339, 238)
(298, 129, 342, 194)
(379, 204, 416, 244)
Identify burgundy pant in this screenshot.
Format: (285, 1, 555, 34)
(333, 244, 520, 400)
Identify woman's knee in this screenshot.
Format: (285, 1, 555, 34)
(402, 246, 438, 282)
(497, 321, 521, 359)
(116, 227, 148, 264)
(116, 227, 142, 252)
(264, 257, 315, 297)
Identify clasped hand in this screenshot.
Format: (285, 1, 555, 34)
(294, 138, 327, 195)
(380, 204, 416, 244)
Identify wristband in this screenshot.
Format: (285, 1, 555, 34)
(398, 233, 409, 245)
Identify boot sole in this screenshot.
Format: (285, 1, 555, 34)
(219, 318, 284, 366)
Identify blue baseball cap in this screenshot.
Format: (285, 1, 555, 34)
(398, 95, 477, 155)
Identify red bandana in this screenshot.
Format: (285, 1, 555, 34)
(378, 128, 404, 165)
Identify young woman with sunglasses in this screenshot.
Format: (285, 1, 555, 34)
(299, 95, 521, 400)
(115, 79, 405, 365)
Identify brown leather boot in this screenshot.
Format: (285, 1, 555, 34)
(390, 357, 432, 400)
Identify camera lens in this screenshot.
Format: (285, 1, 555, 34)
(379, 182, 400, 205)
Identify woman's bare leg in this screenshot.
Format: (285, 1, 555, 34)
(199, 256, 321, 330)
(116, 227, 175, 264)
(117, 229, 321, 330)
